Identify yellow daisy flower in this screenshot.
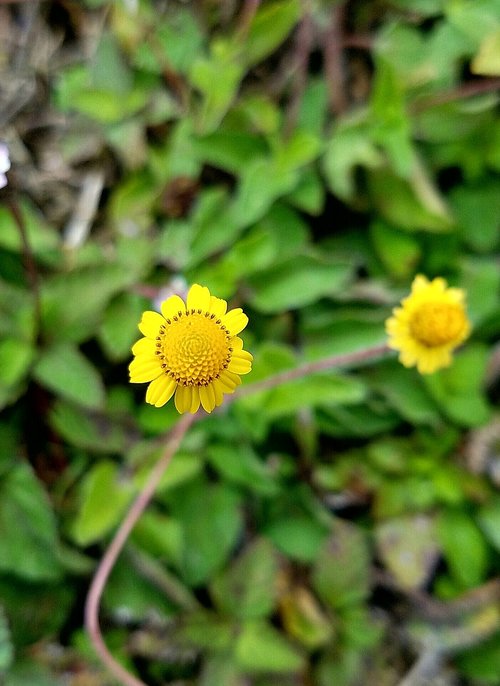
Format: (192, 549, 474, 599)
(129, 284, 253, 413)
(385, 275, 471, 374)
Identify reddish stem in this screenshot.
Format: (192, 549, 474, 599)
(84, 413, 196, 686)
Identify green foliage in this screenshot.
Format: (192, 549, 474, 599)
(2, 0, 500, 683)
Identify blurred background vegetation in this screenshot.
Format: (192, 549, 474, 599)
(1, 0, 500, 684)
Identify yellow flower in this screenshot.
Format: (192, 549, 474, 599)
(129, 284, 252, 413)
(385, 275, 471, 374)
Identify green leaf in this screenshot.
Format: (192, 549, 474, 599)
(190, 49, 244, 134)
(244, 0, 300, 67)
(133, 9, 203, 75)
(287, 167, 325, 215)
(41, 263, 145, 342)
(33, 343, 105, 410)
(200, 655, 244, 686)
(368, 360, 440, 425)
(191, 130, 267, 174)
(169, 480, 243, 586)
(280, 586, 333, 650)
(0, 606, 13, 674)
(0, 338, 34, 391)
(236, 94, 280, 134)
(437, 509, 488, 589)
(264, 516, 329, 562)
(235, 620, 304, 673)
(472, 27, 500, 75)
(370, 220, 421, 278)
(367, 166, 452, 232)
(457, 633, 500, 684)
(70, 460, 135, 546)
(312, 519, 371, 609)
(316, 647, 365, 686)
(49, 400, 130, 453)
(109, 171, 158, 231)
(71, 87, 149, 123)
(103, 556, 174, 620)
(0, 463, 62, 581)
(210, 538, 280, 619)
(449, 182, 500, 252)
(461, 257, 500, 325)
(369, 58, 414, 176)
(98, 292, 147, 362)
(261, 373, 367, 420)
(248, 254, 352, 313)
(231, 157, 298, 228)
(187, 188, 242, 267)
(178, 611, 234, 651)
(477, 497, 500, 551)
(206, 444, 279, 496)
(0, 578, 72, 648)
(90, 32, 131, 93)
(323, 116, 383, 200)
(375, 515, 439, 590)
(273, 129, 322, 171)
(145, 451, 203, 493)
(131, 511, 184, 567)
(424, 344, 492, 427)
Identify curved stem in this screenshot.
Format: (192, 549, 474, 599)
(85, 343, 389, 684)
(237, 343, 390, 398)
(84, 412, 196, 686)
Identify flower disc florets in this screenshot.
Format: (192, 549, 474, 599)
(385, 275, 471, 374)
(129, 284, 252, 413)
(157, 310, 232, 386)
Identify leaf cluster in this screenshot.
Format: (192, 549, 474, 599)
(1, 1, 499, 684)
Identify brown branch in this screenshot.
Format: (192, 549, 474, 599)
(236, 0, 261, 38)
(236, 344, 390, 398)
(342, 33, 373, 50)
(322, 2, 348, 116)
(85, 413, 196, 686)
(411, 77, 500, 113)
(285, 0, 314, 136)
(85, 342, 390, 684)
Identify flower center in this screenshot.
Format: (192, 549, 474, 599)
(154, 310, 232, 385)
(409, 302, 467, 347)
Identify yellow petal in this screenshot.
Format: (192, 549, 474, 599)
(146, 375, 177, 407)
(174, 385, 200, 414)
(138, 311, 166, 338)
(190, 387, 201, 413)
(228, 358, 252, 374)
(187, 284, 211, 312)
(222, 308, 248, 335)
(129, 359, 162, 383)
(218, 370, 241, 391)
(232, 349, 253, 362)
(209, 295, 227, 317)
(161, 295, 186, 320)
(175, 385, 191, 414)
(132, 337, 156, 356)
(213, 380, 224, 406)
(199, 383, 216, 413)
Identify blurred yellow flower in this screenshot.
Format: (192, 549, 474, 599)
(385, 275, 471, 374)
(130, 284, 252, 413)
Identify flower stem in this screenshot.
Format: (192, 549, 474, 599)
(237, 343, 390, 398)
(85, 343, 389, 685)
(84, 412, 196, 686)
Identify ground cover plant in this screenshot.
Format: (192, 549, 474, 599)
(0, 0, 500, 684)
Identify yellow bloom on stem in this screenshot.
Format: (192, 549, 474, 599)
(129, 284, 252, 413)
(385, 275, 471, 374)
